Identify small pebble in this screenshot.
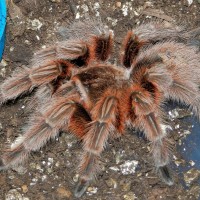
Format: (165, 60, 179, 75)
(24, 40, 31, 45)
(116, 2, 121, 7)
(47, 167, 53, 173)
(123, 192, 137, 200)
(187, 0, 193, 6)
(30, 163, 36, 169)
(73, 174, 79, 182)
(41, 175, 47, 181)
(55, 161, 60, 167)
(87, 187, 98, 195)
(120, 160, 138, 175)
(174, 159, 185, 167)
(189, 160, 195, 166)
(109, 166, 120, 172)
(10, 47, 14, 52)
(28, 19, 43, 30)
(57, 187, 72, 198)
(5, 189, 23, 200)
(0, 59, 8, 67)
(184, 168, 200, 185)
(105, 178, 118, 189)
(22, 185, 28, 193)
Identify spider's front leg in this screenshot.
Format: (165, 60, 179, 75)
(0, 96, 79, 170)
(0, 53, 79, 103)
(74, 94, 120, 197)
(0, 23, 113, 103)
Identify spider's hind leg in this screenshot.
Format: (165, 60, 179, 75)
(131, 87, 174, 185)
(142, 113, 174, 185)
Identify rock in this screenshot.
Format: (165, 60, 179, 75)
(87, 187, 98, 195)
(0, 59, 8, 67)
(184, 168, 200, 185)
(5, 189, 23, 200)
(115, 150, 125, 164)
(186, 0, 193, 6)
(27, 19, 43, 31)
(105, 178, 118, 189)
(119, 160, 138, 175)
(22, 185, 28, 193)
(116, 2, 122, 8)
(73, 174, 79, 183)
(168, 108, 192, 120)
(123, 192, 137, 200)
(57, 187, 72, 198)
(189, 160, 195, 166)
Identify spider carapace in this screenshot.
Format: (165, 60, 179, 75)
(0, 20, 199, 197)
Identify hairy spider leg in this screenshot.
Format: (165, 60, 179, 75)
(129, 55, 174, 185)
(121, 31, 146, 68)
(91, 31, 113, 61)
(0, 59, 75, 103)
(74, 92, 121, 197)
(0, 96, 79, 169)
(130, 87, 173, 185)
(140, 42, 200, 119)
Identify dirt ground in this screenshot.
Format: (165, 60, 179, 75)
(0, 0, 200, 199)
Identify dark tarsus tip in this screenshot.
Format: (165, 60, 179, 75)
(158, 166, 174, 186)
(74, 178, 90, 198)
(0, 158, 6, 171)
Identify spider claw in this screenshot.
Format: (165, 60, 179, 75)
(158, 166, 174, 186)
(74, 178, 90, 198)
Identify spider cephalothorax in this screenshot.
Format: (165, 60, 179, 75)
(0, 20, 200, 197)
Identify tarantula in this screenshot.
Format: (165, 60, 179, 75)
(0, 20, 199, 197)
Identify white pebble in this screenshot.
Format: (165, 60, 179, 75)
(5, 189, 23, 200)
(120, 160, 138, 175)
